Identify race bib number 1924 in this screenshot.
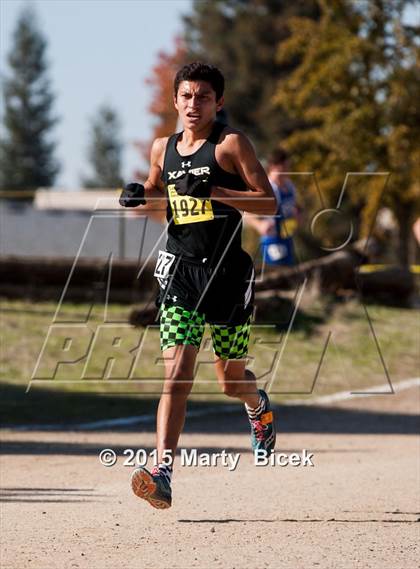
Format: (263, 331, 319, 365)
(167, 184, 214, 225)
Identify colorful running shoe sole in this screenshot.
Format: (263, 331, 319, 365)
(131, 466, 172, 509)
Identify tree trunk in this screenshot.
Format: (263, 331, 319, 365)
(395, 203, 413, 267)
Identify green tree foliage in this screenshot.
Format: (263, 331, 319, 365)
(274, 0, 420, 263)
(0, 6, 59, 192)
(183, 0, 320, 155)
(83, 105, 124, 189)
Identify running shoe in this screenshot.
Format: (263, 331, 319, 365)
(131, 466, 172, 509)
(249, 389, 276, 452)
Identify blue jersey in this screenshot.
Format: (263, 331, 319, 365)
(273, 179, 296, 234)
(261, 179, 297, 266)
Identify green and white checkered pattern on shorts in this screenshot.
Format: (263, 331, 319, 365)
(159, 304, 251, 359)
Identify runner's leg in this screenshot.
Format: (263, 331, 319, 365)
(214, 358, 260, 408)
(211, 316, 259, 407)
(211, 318, 276, 452)
(131, 304, 204, 508)
(156, 303, 205, 465)
(157, 343, 197, 464)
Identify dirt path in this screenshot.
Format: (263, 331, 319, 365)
(1, 387, 419, 569)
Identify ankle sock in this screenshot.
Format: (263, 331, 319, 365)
(152, 463, 173, 485)
(245, 395, 266, 420)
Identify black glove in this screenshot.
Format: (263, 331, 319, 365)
(174, 172, 212, 199)
(119, 182, 146, 207)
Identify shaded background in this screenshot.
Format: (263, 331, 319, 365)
(0, 0, 419, 426)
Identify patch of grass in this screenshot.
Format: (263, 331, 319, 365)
(1, 298, 418, 425)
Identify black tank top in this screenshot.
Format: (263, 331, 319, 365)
(161, 121, 247, 263)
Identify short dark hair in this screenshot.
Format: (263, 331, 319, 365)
(174, 62, 225, 101)
(268, 147, 289, 166)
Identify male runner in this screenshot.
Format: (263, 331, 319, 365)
(120, 62, 277, 509)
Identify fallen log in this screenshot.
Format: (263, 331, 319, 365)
(0, 255, 158, 302)
(1, 249, 415, 309)
(255, 249, 365, 294)
(129, 303, 159, 327)
(128, 260, 415, 327)
(356, 267, 415, 301)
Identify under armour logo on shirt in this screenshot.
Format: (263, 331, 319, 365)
(181, 161, 192, 169)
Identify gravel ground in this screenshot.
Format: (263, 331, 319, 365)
(1, 386, 419, 569)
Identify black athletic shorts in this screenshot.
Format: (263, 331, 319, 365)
(154, 249, 255, 326)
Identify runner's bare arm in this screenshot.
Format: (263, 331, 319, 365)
(212, 133, 277, 215)
(141, 137, 168, 223)
(244, 213, 276, 236)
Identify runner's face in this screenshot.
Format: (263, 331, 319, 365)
(269, 161, 289, 186)
(174, 80, 224, 130)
